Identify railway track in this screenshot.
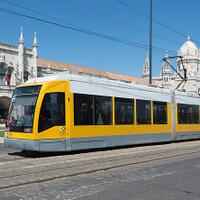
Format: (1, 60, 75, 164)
(0, 140, 200, 190)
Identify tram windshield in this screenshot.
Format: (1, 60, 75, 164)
(6, 85, 41, 132)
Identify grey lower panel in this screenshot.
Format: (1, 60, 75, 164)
(39, 139, 66, 152)
(4, 138, 66, 152)
(5, 134, 171, 152)
(69, 133, 172, 151)
(176, 131, 200, 140)
(5, 131, 200, 152)
(5, 138, 40, 151)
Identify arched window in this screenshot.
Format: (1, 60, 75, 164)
(0, 96, 11, 123)
(24, 71, 30, 82)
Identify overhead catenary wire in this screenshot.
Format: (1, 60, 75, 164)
(71, 0, 180, 45)
(1, 0, 183, 48)
(0, 0, 84, 30)
(0, 0, 174, 51)
(0, 7, 176, 55)
(114, 0, 195, 40)
(0, 0, 177, 54)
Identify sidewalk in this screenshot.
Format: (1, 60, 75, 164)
(0, 124, 5, 131)
(0, 137, 4, 143)
(0, 124, 5, 143)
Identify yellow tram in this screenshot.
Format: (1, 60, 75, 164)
(5, 73, 200, 151)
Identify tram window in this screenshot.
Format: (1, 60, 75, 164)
(95, 96, 112, 125)
(115, 98, 134, 124)
(178, 104, 199, 124)
(189, 105, 200, 124)
(74, 94, 93, 125)
(38, 92, 65, 132)
(74, 93, 112, 125)
(178, 104, 188, 124)
(136, 99, 151, 124)
(153, 101, 167, 124)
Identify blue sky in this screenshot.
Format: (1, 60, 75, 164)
(0, 0, 199, 77)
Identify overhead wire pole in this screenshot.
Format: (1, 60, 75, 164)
(149, 0, 152, 84)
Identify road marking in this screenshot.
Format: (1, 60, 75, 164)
(195, 164, 200, 168)
(146, 171, 175, 180)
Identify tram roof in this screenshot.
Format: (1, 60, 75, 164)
(26, 72, 169, 93)
(25, 72, 200, 104)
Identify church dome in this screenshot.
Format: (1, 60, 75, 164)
(179, 36, 199, 57)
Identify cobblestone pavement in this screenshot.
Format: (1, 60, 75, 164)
(0, 140, 200, 199)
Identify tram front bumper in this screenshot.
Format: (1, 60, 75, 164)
(5, 138, 67, 152)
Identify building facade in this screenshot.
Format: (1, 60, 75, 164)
(142, 36, 200, 94)
(0, 29, 38, 123)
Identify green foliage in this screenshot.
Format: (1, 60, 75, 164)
(0, 131, 4, 137)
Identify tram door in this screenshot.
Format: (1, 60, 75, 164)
(38, 87, 67, 151)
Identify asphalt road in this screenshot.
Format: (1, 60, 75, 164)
(0, 143, 11, 153)
(0, 142, 200, 200)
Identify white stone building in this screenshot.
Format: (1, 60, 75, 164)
(0, 29, 38, 123)
(142, 36, 200, 94)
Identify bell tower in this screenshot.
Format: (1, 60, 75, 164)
(142, 53, 150, 79)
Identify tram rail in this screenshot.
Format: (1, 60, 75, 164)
(0, 140, 200, 190)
